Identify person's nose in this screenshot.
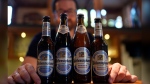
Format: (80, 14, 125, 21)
(67, 15, 71, 19)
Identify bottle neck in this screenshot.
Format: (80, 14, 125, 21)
(42, 22, 51, 36)
(75, 18, 87, 34)
(60, 18, 67, 26)
(94, 22, 103, 37)
(58, 18, 69, 34)
(77, 18, 84, 26)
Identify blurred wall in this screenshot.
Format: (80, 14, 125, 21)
(0, 0, 7, 83)
(142, 0, 150, 26)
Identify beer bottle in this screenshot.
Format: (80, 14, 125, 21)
(91, 18, 109, 83)
(37, 16, 54, 84)
(73, 14, 91, 83)
(55, 13, 72, 83)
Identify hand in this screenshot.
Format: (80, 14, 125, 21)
(109, 63, 138, 83)
(7, 63, 41, 84)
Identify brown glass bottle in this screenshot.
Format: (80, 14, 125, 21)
(37, 16, 54, 84)
(91, 18, 109, 83)
(72, 14, 91, 83)
(55, 13, 72, 83)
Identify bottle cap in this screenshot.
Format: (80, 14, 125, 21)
(77, 14, 84, 18)
(43, 16, 50, 22)
(94, 18, 101, 23)
(60, 13, 67, 19)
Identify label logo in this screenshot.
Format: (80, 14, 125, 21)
(58, 25, 69, 34)
(76, 25, 87, 33)
(92, 50, 108, 76)
(74, 47, 90, 74)
(37, 51, 54, 76)
(56, 48, 72, 75)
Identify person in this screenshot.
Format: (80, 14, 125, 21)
(7, 0, 138, 84)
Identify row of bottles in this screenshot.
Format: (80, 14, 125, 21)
(37, 13, 108, 84)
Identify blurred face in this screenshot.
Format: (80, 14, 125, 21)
(55, 0, 77, 30)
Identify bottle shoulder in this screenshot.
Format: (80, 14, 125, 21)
(73, 32, 90, 40)
(55, 32, 71, 38)
(55, 33, 72, 47)
(92, 37, 107, 46)
(55, 33, 72, 42)
(73, 32, 91, 47)
(38, 36, 54, 45)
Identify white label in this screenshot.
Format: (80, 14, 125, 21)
(92, 50, 108, 76)
(42, 22, 50, 36)
(58, 25, 69, 34)
(74, 47, 90, 74)
(56, 48, 72, 75)
(37, 51, 54, 76)
(76, 25, 87, 33)
(95, 23, 103, 36)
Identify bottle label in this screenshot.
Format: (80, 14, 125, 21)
(58, 25, 69, 34)
(42, 22, 51, 36)
(95, 23, 103, 36)
(74, 47, 90, 74)
(56, 48, 72, 75)
(76, 25, 87, 33)
(92, 50, 108, 76)
(37, 50, 54, 76)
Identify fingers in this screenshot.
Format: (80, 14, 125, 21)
(18, 65, 32, 83)
(114, 65, 127, 83)
(108, 64, 112, 74)
(109, 63, 121, 83)
(130, 75, 138, 83)
(109, 63, 138, 83)
(25, 63, 41, 84)
(12, 71, 25, 84)
(120, 70, 131, 82)
(7, 63, 40, 84)
(7, 76, 15, 84)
